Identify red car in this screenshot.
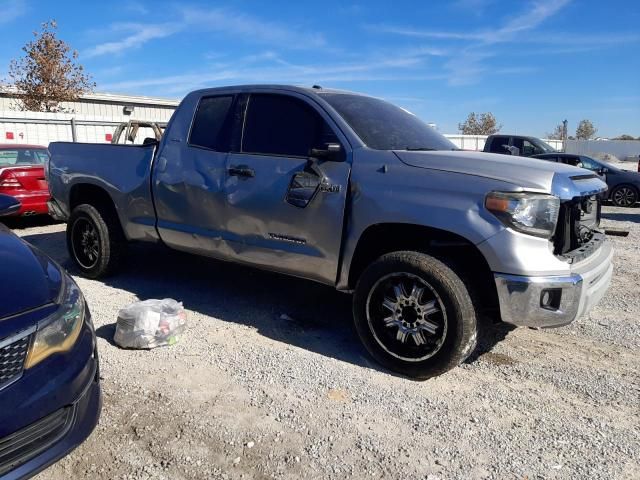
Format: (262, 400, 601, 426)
(0, 144, 50, 216)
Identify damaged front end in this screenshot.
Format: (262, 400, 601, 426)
(553, 193, 606, 264)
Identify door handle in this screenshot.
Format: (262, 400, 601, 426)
(228, 165, 255, 178)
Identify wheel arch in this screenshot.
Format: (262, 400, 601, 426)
(68, 183, 125, 237)
(345, 223, 499, 314)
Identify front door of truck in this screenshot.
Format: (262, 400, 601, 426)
(222, 92, 351, 285)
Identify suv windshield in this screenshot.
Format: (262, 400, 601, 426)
(320, 93, 457, 151)
(0, 148, 49, 166)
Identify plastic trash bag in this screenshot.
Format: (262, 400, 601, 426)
(114, 298, 186, 349)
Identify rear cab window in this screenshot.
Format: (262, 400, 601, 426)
(241, 94, 335, 157)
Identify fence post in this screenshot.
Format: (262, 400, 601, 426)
(70, 117, 77, 142)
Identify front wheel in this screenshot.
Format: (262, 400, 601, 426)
(353, 251, 478, 379)
(67, 204, 126, 278)
(610, 185, 638, 208)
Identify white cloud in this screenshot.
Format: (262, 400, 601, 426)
(0, 0, 26, 24)
(85, 23, 181, 58)
(373, 1, 582, 86)
(85, 5, 327, 58)
(376, 0, 573, 45)
(181, 7, 326, 48)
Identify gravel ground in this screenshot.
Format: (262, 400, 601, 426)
(6, 205, 639, 480)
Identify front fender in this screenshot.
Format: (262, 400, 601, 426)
(336, 150, 516, 289)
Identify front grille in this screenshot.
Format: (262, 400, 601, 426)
(554, 195, 601, 258)
(0, 333, 30, 390)
(0, 406, 75, 476)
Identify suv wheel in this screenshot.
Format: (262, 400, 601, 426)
(353, 251, 478, 379)
(67, 203, 126, 278)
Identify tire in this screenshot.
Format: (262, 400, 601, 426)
(610, 185, 638, 208)
(67, 203, 126, 278)
(353, 251, 478, 380)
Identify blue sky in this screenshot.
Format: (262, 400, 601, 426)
(1, 0, 638, 137)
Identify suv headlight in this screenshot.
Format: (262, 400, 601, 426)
(25, 275, 86, 369)
(485, 192, 560, 239)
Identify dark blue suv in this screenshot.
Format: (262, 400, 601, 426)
(0, 195, 101, 479)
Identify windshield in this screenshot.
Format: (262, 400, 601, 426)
(535, 138, 556, 153)
(0, 148, 49, 167)
(320, 93, 457, 151)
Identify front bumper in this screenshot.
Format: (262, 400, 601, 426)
(1, 377, 101, 480)
(494, 240, 613, 328)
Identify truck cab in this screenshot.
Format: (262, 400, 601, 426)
(483, 134, 557, 157)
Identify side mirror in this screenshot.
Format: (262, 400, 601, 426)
(598, 167, 609, 175)
(309, 143, 342, 161)
(0, 194, 20, 217)
(142, 137, 159, 146)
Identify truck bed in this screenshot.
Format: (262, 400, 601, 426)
(48, 142, 159, 242)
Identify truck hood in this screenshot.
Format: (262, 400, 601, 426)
(394, 150, 605, 196)
(0, 224, 62, 320)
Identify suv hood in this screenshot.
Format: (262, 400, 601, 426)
(394, 150, 605, 195)
(0, 224, 62, 320)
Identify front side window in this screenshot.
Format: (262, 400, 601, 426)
(0, 149, 48, 166)
(242, 94, 328, 157)
(320, 93, 456, 151)
(189, 95, 234, 150)
(579, 156, 601, 171)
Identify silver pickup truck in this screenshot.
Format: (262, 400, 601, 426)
(47, 85, 613, 379)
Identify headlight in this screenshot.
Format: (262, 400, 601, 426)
(485, 192, 560, 239)
(25, 275, 85, 369)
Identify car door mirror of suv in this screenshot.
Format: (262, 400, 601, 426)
(0, 194, 20, 216)
(309, 143, 343, 161)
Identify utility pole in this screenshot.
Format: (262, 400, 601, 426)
(562, 119, 568, 152)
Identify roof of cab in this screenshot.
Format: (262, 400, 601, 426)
(186, 84, 364, 98)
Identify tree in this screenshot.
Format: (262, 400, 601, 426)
(575, 119, 597, 140)
(458, 112, 502, 135)
(613, 134, 638, 141)
(7, 20, 94, 112)
(546, 124, 565, 140)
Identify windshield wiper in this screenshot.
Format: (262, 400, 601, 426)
(404, 147, 437, 151)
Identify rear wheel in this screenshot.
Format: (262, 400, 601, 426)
(353, 251, 478, 379)
(610, 185, 638, 207)
(67, 203, 126, 278)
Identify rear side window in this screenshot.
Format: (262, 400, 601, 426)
(487, 136, 511, 153)
(189, 96, 234, 150)
(242, 94, 325, 157)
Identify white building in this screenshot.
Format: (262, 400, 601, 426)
(0, 90, 179, 145)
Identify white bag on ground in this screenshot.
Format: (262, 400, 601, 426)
(114, 298, 186, 349)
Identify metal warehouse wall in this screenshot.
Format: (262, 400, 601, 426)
(0, 92, 178, 146)
(565, 139, 640, 161)
(0, 92, 178, 123)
